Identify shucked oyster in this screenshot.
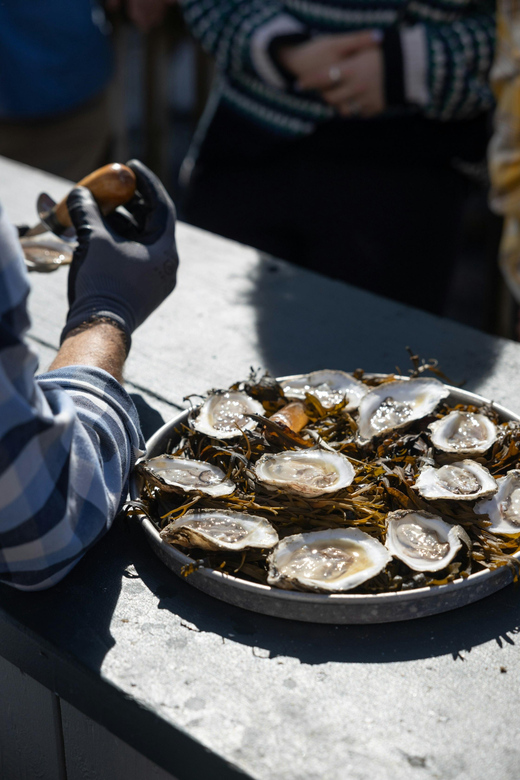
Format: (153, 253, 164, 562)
(192, 391, 264, 439)
(385, 510, 467, 572)
(161, 509, 279, 551)
(255, 449, 355, 497)
(474, 470, 520, 534)
(428, 411, 497, 455)
(267, 528, 391, 592)
(137, 455, 235, 497)
(280, 370, 368, 411)
(357, 378, 450, 441)
(414, 460, 497, 501)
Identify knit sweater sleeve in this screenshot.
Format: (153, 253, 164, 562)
(180, 0, 306, 88)
(399, 0, 495, 121)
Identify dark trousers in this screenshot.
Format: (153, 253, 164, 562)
(184, 131, 469, 315)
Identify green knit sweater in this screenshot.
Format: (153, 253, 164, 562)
(181, 0, 495, 136)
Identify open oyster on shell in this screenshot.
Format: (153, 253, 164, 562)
(192, 391, 264, 440)
(428, 411, 497, 455)
(474, 470, 520, 534)
(266, 528, 391, 592)
(255, 448, 355, 497)
(137, 455, 235, 497)
(357, 378, 450, 441)
(280, 369, 368, 411)
(160, 509, 279, 551)
(385, 510, 468, 572)
(413, 460, 497, 501)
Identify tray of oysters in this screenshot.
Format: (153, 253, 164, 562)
(129, 369, 520, 623)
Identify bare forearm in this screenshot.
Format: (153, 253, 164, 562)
(49, 321, 127, 383)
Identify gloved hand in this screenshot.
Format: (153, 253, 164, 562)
(61, 159, 178, 349)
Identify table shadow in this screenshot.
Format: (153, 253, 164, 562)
(131, 522, 520, 666)
(245, 254, 502, 390)
(0, 516, 136, 673)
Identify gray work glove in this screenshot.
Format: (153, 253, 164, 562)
(61, 159, 178, 349)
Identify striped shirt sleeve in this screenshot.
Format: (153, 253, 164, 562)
(0, 204, 144, 590)
(416, 0, 496, 120)
(181, 0, 302, 85)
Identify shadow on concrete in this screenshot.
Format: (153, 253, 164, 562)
(130, 392, 166, 441)
(131, 521, 520, 666)
(243, 253, 502, 391)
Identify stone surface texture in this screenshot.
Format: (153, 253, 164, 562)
(1, 156, 520, 780)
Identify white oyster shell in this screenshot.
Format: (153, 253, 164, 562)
(428, 411, 497, 455)
(160, 509, 279, 551)
(267, 528, 391, 592)
(192, 391, 264, 440)
(474, 470, 520, 534)
(137, 455, 235, 497)
(385, 510, 465, 572)
(413, 460, 497, 501)
(357, 378, 450, 441)
(255, 448, 355, 497)
(280, 370, 368, 411)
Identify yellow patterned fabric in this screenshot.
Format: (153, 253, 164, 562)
(489, 0, 520, 301)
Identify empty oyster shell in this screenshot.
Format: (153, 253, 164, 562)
(266, 528, 391, 592)
(255, 448, 355, 497)
(413, 460, 497, 501)
(280, 370, 368, 411)
(137, 455, 235, 497)
(357, 378, 450, 441)
(474, 470, 520, 534)
(160, 509, 279, 551)
(192, 391, 264, 439)
(385, 510, 467, 572)
(428, 411, 497, 455)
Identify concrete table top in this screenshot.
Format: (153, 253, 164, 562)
(1, 155, 520, 780)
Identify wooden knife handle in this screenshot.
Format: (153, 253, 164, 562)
(53, 163, 137, 229)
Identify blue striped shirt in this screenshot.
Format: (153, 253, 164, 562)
(0, 204, 144, 590)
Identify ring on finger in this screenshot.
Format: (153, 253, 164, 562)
(329, 65, 342, 84)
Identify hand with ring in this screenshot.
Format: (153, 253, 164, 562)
(294, 30, 386, 119)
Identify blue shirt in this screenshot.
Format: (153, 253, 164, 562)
(0, 1, 113, 119)
(0, 204, 144, 589)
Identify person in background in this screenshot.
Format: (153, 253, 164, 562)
(180, 0, 495, 315)
(0, 160, 178, 589)
(0, 0, 172, 181)
(488, 0, 520, 336)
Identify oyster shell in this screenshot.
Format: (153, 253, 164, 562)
(428, 411, 497, 455)
(192, 391, 264, 439)
(357, 378, 450, 441)
(160, 509, 279, 551)
(385, 510, 467, 572)
(255, 448, 355, 497)
(266, 528, 391, 592)
(136, 455, 235, 497)
(474, 470, 520, 534)
(413, 460, 497, 501)
(280, 370, 368, 411)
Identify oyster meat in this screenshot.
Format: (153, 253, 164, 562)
(280, 369, 368, 411)
(474, 470, 520, 534)
(267, 528, 391, 592)
(428, 411, 497, 455)
(137, 455, 235, 497)
(414, 460, 497, 501)
(357, 378, 450, 441)
(385, 510, 467, 572)
(255, 448, 355, 497)
(161, 509, 279, 551)
(192, 391, 264, 439)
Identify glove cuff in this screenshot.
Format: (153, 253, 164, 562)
(60, 311, 132, 354)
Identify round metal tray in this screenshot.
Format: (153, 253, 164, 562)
(130, 381, 520, 624)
